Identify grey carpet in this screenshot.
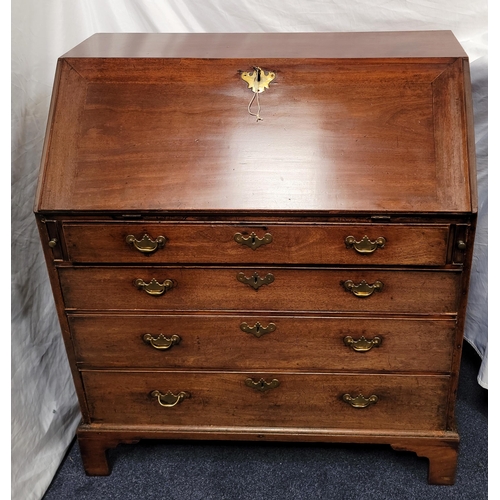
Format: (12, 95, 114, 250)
(42, 341, 487, 499)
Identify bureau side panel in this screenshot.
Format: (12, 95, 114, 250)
(34, 61, 88, 213)
(35, 217, 89, 421)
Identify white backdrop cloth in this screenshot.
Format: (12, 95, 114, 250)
(11, 2, 487, 499)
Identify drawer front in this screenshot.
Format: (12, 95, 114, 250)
(82, 371, 449, 431)
(59, 267, 461, 314)
(63, 222, 450, 266)
(70, 314, 456, 373)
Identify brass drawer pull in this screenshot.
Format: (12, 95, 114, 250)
(343, 280, 383, 297)
(345, 235, 386, 254)
(126, 234, 166, 254)
(134, 278, 174, 296)
(343, 335, 382, 352)
(343, 393, 378, 408)
(143, 333, 181, 350)
(237, 272, 275, 290)
(151, 390, 190, 407)
(240, 322, 276, 338)
(245, 378, 280, 392)
(234, 232, 273, 250)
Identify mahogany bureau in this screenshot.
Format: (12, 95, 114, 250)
(34, 32, 477, 485)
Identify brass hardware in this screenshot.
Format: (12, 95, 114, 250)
(134, 278, 174, 296)
(457, 240, 466, 250)
(342, 393, 378, 408)
(43, 220, 62, 259)
(150, 390, 190, 407)
(234, 232, 273, 250)
(143, 333, 181, 350)
(241, 67, 275, 121)
(343, 335, 382, 352)
(245, 378, 280, 392)
(240, 322, 276, 338)
(237, 272, 275, 290)
(241, 67, 276, 94)
(343, 280, 383, 297)
(126, 234, 166, 254)
(345, 235, 386, 254)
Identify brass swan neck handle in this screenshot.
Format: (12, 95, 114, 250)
(126, 234, 166, 254)
(134, 278, 174, 296)
(343, 280, 383, 297)
(345, 235, 386, 254)
(150, 390, 190, 407)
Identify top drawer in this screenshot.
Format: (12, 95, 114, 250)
(62, 222, 450, 266)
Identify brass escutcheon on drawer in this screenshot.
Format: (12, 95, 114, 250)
(345, 235, 386, 254)
(237, 272, 275, 290)
(342, 393, 378, 408)
(245, 378, 280, 392)
(234, 232, 273, 250)
(240, 321, 276, 338)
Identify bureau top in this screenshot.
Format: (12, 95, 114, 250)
(35, 32, 476, 215)
(61, 31, 467, 60)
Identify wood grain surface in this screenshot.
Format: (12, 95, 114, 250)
(69, 314, 456, 372)
(82, 370, 450, 431)
(63, 222, 450, 265)
(58, 266, 461, 314)
(35, 52, 471, 213)
(34, 32, 476, 484)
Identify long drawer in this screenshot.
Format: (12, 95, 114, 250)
(59, 267, 461, 314)
(70, 314, 456, 372)
(82, 370, 450, 431)
(62, 222, 450, 266)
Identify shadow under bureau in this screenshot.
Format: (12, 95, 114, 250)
(34, 32, 477, 485)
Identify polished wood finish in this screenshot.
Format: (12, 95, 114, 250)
(61, 32, 468, 59)
(82, 370, 449, 430)
(63, 222, 450, 265)
(58, 266, 460, 313)
(69, 314, 456, 372)
(35, 55, 471, 213)
(35, 32, 476, 484)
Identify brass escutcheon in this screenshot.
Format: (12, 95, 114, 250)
(150, 390, 190, 407)
(237, 272, 275, 291)
(240, 322, 276, 338)
(234, 232, 273, 250)
(245, 378, 280, 392)
(343, 280, 383, 297)
(343, 335, 382, 352)
(345, 235, 386, 254)
(240, 67, 276, 94)
(342, 393, 378, 408)
(126, 234, 166, 254)
(134, 278, 174, 296)
(143, 333, 181, 350)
